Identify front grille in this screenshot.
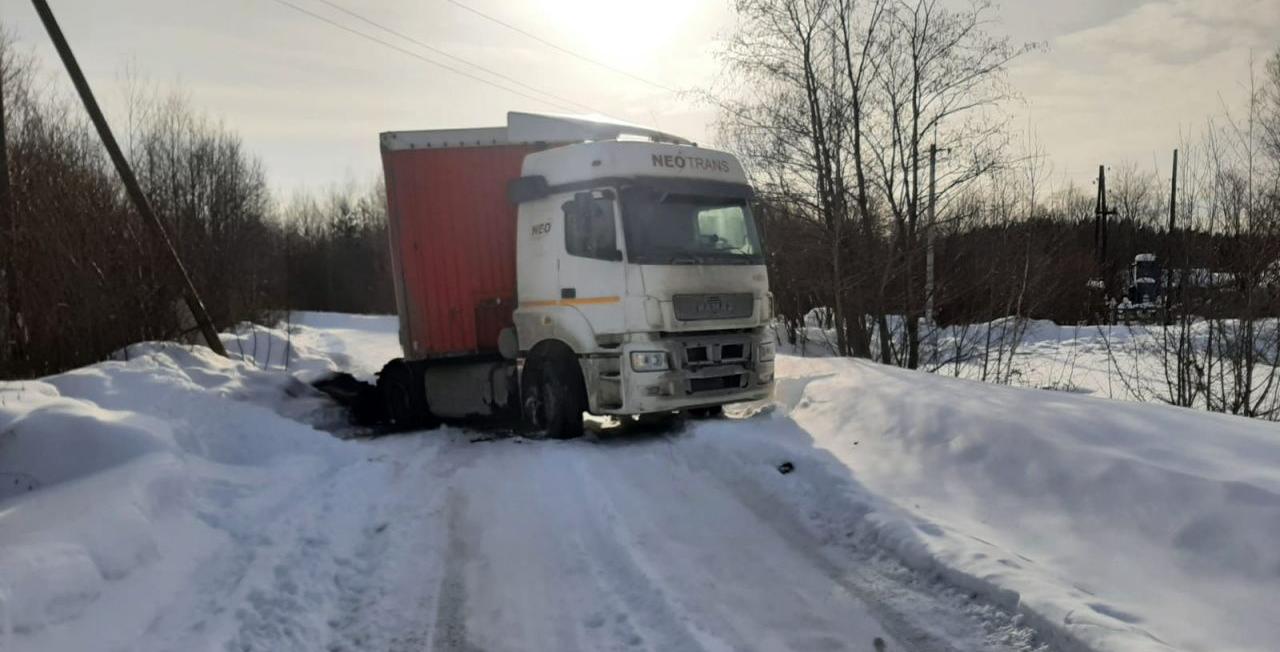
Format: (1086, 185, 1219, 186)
(689, 374, 744, 393)
(686, 346, 709, 363)
(720, 343, 745, 360)
(672, 293, 754, 321)
(681, 337, 751, 368)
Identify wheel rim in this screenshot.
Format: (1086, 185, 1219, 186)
(384, 369, 414, 425)
(389, 384, 409, 423)
(541, 378, 560, 429)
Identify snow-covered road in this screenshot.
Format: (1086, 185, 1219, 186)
(215, 432, 914, 652)
(136, 413, 1035, 652)
(8, 313, 1280, 651)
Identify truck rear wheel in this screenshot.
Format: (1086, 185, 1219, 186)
(523, 350, 586, 439)
(377, 360, 435, 430)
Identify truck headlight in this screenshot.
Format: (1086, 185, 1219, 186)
(630, 351, 669, 372)
(758, 341, 776, 362)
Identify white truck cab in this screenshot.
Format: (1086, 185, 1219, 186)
(511, 135, 775, 417)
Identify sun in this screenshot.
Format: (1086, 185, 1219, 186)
(534, 0, 701, 71)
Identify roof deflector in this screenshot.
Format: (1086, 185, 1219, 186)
(507, 111, 692, 146)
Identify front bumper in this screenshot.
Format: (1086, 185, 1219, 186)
(584, 330, 775, 415)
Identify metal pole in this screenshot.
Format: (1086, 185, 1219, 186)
(30, 0, 227, 356)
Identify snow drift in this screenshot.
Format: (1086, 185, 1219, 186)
(0, 331, 352, 649)
(768, 356, 1280, 652)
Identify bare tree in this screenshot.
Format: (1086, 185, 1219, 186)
(717, 0, 861, 356)
(716, 0, 1028, 367)
(868, 0, 1030, 367)
(0, 31, 285, 378)
(1110, 161, 1160, 229)
(0, 34, 15, 374)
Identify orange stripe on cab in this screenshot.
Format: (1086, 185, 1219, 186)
(520, 296, 620, 308)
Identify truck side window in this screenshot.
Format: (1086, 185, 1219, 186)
(563, 192, 621, 261)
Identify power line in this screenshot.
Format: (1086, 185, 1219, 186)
(444, 0, 679, 95)
(311, 0, 601, 114)
(265, 0, 580, 113)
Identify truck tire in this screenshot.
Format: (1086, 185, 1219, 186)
(524, 351, 586, 439)
(377, 360, 435, 431)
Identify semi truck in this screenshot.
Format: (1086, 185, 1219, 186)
(375, 112, 775, 438)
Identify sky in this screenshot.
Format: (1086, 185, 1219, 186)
(2, 0, 1278, 196)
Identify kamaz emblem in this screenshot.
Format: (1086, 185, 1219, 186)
(699, 296, 724, 314)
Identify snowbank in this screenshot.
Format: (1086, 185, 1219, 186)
(776, 312, 1280, 418)
(0, 336, 354, 648)
(763, 356, 1280, 652)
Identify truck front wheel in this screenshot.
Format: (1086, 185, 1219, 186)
(523, 351, 586, 439)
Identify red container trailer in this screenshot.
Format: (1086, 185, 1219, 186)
(380, 132, 538, 360)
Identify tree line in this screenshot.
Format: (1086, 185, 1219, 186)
(0, 32, 393, 378)
(718, 0, 1280, 374)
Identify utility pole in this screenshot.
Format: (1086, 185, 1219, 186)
(0, 65, 15, 373)
(1168, 149, 1178, 233)
(925, 143, 937, 325)
(1093, 166, 1101, 254)
(1095, 164, 1117, 266)
(1094, 164, 1117, 321)
(1164, 149, 1178, 325)
(30, 0, 227, 357)
(924, 143, 939, 367)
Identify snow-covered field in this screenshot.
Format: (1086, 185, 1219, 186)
(2, 312, 1279, 651)
(784, 314, 1280, 412)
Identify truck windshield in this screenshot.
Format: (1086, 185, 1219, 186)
(620, 187, 765, 265)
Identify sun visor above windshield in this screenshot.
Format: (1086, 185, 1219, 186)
(627, 177, 754, 201)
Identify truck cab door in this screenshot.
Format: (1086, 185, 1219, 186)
(558, 190, 626, 335)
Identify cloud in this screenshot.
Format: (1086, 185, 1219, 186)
(1004, 0, 1279, 185)
(1059, 0, 1280, 66)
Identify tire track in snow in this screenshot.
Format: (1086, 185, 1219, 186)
(138, 460, 346, 651)
(698, 456, 969, 652)
(421, 441, 689, 652)
(554, 452, 716, 652)
(430, 488, 482, 652)
(570, 439, 900, 652)
(324, 436, 455, 652)
(675, 422, 1048, 652)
